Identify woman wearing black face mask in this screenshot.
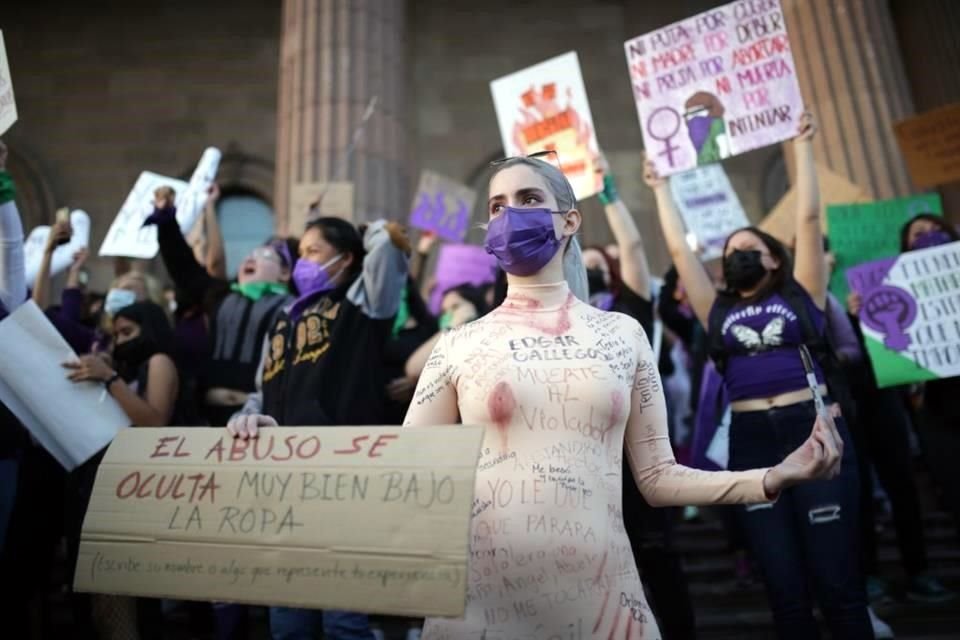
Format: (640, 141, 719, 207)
(646, 113, 874, 639)
(61, 301, 180, 640)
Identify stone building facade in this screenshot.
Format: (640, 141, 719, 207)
(4, 0, 958, 287)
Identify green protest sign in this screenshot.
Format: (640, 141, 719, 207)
(826, 194, 942, 302)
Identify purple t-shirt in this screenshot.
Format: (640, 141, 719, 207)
(718, 288, 826, 401)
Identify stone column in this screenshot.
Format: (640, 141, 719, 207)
(890, 0, 960, 221)
(781, 0, 916, 199)
(275, 0, 409, 232)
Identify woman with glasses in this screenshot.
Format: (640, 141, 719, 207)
(403, 153, 841, 640)
(144, 203, 296, 428)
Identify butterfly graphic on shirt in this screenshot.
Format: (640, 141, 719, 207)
(730, 317, 785, 350)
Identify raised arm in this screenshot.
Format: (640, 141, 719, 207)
(143, 204, 220, 303)
(408, 231, 438, 286)
(598, 159, 651, 300)
(791, 113, 826, 309)
(403, 332, 459, 426)
(625, 322, 772, 506)
(201, 184, 226, 279)
(644, 159, 716, 328)
(32, 220, 72, 310)
(0, 142, 27, 314)
(625, 321, 842, 506)
(346, 220, 410, 319)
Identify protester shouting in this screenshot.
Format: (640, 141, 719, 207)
(144, 198, 295, 427)
(403, 154, 842, 640)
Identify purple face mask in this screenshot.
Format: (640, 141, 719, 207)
(911, 229, 952, 251)
(686, 115, 714, 152)
(292, 254, 342, 296)
(484, 206, 563, 276)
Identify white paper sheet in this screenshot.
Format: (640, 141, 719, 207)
(23, 210, 91, 284)
(99, 147, 221, 259)
(0, 301, 128, 470)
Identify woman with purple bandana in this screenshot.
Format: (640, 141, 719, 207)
(646, 112, 873, 638)
(403, 154, 841, 640)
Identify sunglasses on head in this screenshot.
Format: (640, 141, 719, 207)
(490, 149, 562, 168)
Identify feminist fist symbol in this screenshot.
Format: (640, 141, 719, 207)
(861, 286, 917, 352)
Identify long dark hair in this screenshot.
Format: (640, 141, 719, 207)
(899, 213, 959, 252)
(441, 283, 490, 318)
(112, 302, 175, 381)
(303, 217, 366, 282)
(584, 244, 622, 298)
(719, 226, 794, 301)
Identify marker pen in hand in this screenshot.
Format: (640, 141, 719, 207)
(798, 345, 829, 421)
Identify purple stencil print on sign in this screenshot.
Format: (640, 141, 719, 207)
(409, 191, 471, 242)
(860, 285, 917, 352)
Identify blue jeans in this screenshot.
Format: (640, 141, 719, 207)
(269, 606, 373, 640)
(729, 400, 872, 640)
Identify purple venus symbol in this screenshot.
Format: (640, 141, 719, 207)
(646, 106, 682, 168)
(860, 285, 918, 352)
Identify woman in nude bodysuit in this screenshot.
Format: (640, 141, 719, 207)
(403, 156, 843, 640)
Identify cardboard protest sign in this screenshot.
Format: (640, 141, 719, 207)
(288, 182, 354, 234)
(0, 31, 16, 136)
(760, 163, 869, 243)
(428, 243, 498, 315)
(23, 209, 91, 284)
(624, 0, 803, 176)
(408, 171, 477, 242)
(75, 425, 484, 617)
(490, 51, 602, 200)
(894, 102, 960, 188)
(99, 148, 222, 259)
(669, 164, 748, 260)
(0, 302, 128, 470)
(846, 241, 960, 387)
(827, 194, 943, 302)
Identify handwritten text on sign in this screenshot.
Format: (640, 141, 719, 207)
(625, 0, 804, 176)
(76, 426, 484, 617)
(0, 31, 17, 135)
(669, 163, 748, 260)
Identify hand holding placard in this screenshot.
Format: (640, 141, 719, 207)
(75, 426, 483, 617)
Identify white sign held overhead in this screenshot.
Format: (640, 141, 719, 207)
(0, 31, 17, 136)
(23, 210, 91, 284)
(669, 164, 748, 261)
(99, 147, 222, 259)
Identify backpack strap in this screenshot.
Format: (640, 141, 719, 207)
(707, 294, 736, 374)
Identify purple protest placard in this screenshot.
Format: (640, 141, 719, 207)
(428, 244, 498, 315)
(624, 0, 804, 176)
(408, 171, 477, 242)
(845, 242, 960, 387)
(846, 257, 914, 350)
